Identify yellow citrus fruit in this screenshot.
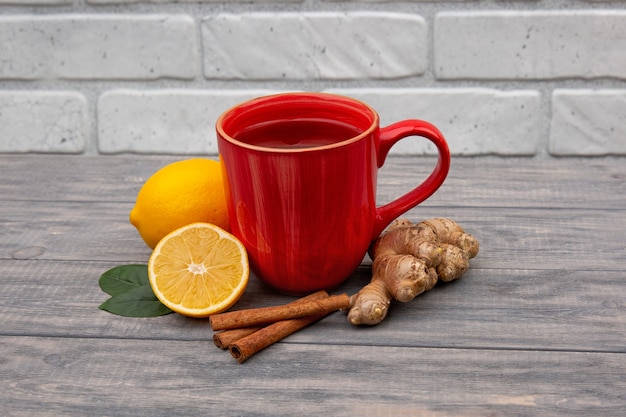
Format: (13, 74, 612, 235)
(148, 222, 249, 318)
(130, 158, 229, 249)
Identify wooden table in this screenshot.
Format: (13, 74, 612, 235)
(1, 154, 624, 416)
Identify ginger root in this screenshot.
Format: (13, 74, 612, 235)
(348, 218, 479, 325)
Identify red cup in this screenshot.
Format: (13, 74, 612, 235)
(217, 92, 450, 295)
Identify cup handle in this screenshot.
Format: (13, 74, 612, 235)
(373, 119, 451, 238)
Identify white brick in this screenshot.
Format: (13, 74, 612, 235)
(97, 90, 280, 154)
(0, 15, 197, 80)
(325, 88, 541, 156)
(0, 91, 88, 153)
(201, 12, 426, 80)
(435, 11, 626, 80)
(550, 90, 626, 156)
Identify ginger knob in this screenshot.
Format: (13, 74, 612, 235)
(348, 218, 479, 326)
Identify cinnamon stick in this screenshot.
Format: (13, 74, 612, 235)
(209, 293, 351, 331)
(212, 290, 329, 349)
(229, 313, 326, 363)
(213, 327, 263, 350)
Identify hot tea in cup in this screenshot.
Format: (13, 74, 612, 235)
(217, 92, 450, 295)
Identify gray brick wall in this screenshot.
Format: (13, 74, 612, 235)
(0, 0, 624, 157)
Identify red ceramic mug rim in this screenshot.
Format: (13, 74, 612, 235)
(216, 92, 380, 153)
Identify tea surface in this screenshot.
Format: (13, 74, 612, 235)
(234, 118, 362, 149)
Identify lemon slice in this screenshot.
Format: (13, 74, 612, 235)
(148, 222, 249, 318)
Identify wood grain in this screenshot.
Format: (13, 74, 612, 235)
(1, 261, 623, 353)
(1, 199, 624, 271)
(1, 336, 624, 417)
(0, 155, 624, 416)
(2, 155, 624, 209)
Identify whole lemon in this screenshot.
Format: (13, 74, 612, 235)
(130, 158, 230, 249)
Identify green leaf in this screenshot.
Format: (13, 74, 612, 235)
(99, 286, 173, 317)
(99, 264, 150, 296)
(98, 264, 173, 317)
